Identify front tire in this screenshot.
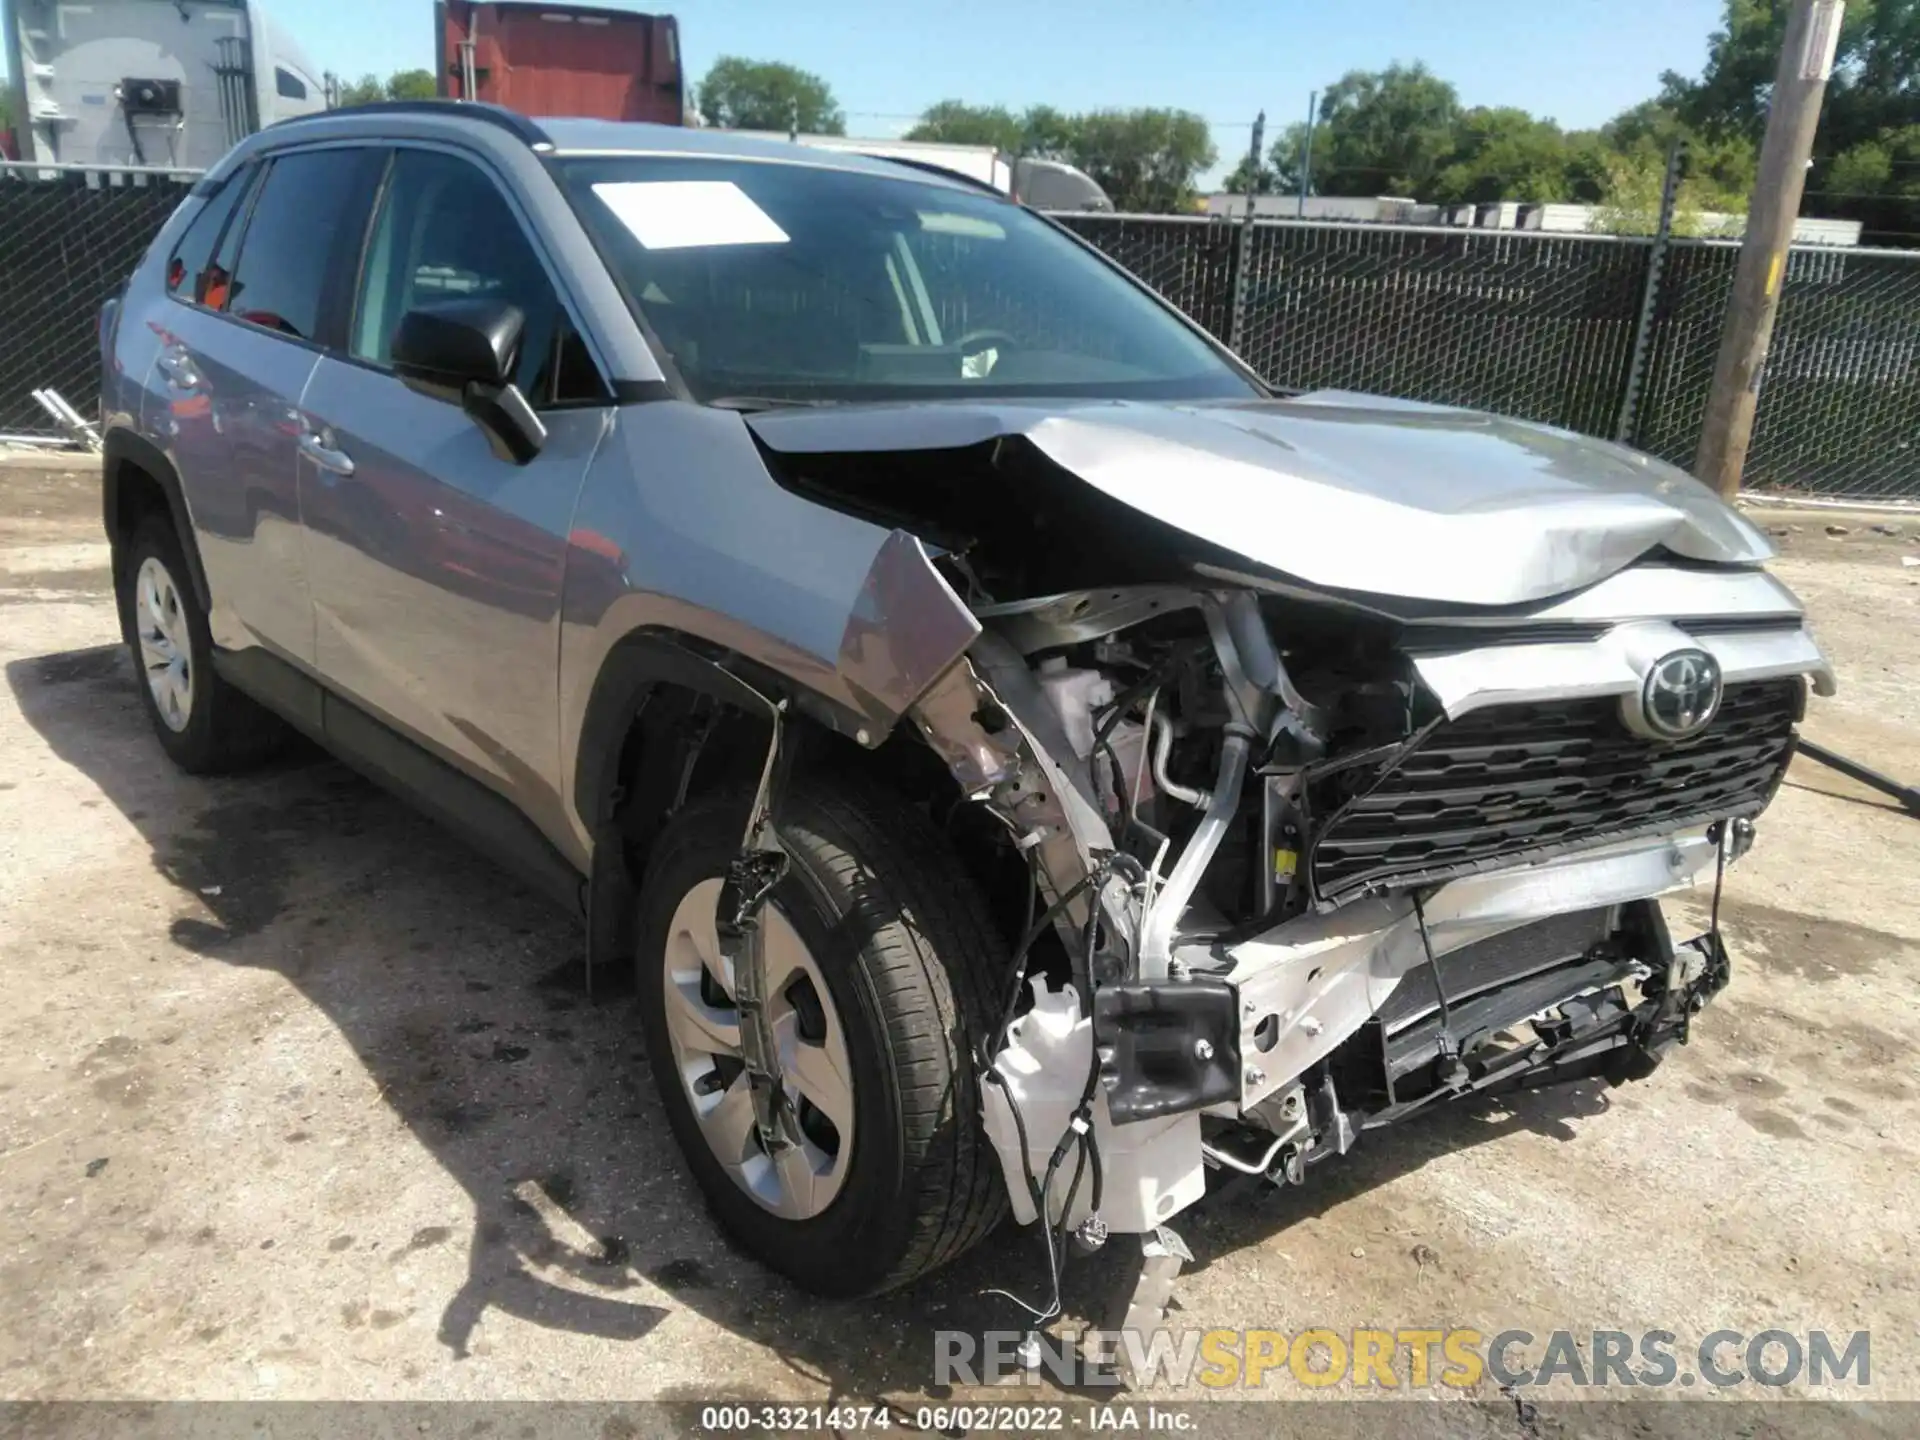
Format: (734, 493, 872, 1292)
(635, 773, 1010, 1295)
(115, 517, 286, 774)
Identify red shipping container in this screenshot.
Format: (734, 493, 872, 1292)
(438, 1, 685, 125)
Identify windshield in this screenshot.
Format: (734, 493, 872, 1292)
(555, 156, 1257, 405)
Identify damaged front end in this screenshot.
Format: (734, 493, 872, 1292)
(903, 571, 1819, 1260)
(749, 394, 1830, 1342)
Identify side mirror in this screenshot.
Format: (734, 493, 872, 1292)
(391, 299, 547, 464)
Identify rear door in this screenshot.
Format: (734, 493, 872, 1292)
(155, 144, 384, 665)
(295, 145, 614, 843)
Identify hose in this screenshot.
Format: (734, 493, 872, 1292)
(1138, 729, 1252, 976)
(1151, 711, 1209, 808)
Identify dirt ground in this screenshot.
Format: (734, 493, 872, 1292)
(1, 455, 1916, 1428)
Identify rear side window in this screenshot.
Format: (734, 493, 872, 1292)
(201, 167, 263, 312)
(224, 148, 381, 343)
(275, 67, 308, 101)
(165, 170, 251, 304)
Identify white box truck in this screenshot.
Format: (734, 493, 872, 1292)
(3, 0, 325, 170)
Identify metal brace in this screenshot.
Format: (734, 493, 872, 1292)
(716, 692, 800, 1161)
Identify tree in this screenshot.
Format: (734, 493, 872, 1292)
(1308, 62, 1462, 196)
(385, 68, 438, 103)
(1825, 123, 1920, 227)
(1063, 108, 1216, 212)
(334, 74, 384, 107)
(1428, 107, 1608, 205)
(1264, 121, 1326, 194)
(906, 100, 1025, 152)
(1659, 0, 1920, 241)
(1600, 100, 1756, 210)
(334, 73, 405, 107)
(1593, 149, 1743, 236)
(901, 100, 1214, 210)
(0, 81, 18, 134)
(696, 57, 844, 134)
(1017, 105, 1080, 161)
(1221, 153, 1280, 195)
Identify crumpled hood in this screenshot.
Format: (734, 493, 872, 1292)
(745, 392, 1772, 607)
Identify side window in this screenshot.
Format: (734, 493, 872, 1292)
(200, 166, 263, 313)
(275, 67, 308, 101)
(165, 168, 251, 304)
(351, 148, 609, 405)
(224, 148, 380, 342)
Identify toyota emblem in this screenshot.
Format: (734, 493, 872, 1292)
(1624, 648, 1724, 741)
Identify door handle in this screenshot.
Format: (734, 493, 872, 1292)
(156, 352, 200, 389)
(297, 433, 356, 477)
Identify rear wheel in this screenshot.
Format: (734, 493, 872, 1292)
(115, 518, 287, 773)
(635, 773, 1009, 1295)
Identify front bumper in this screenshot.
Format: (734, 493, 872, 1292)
(1214, 820, 1739, 1111)
(992, 823, 1744, 1236)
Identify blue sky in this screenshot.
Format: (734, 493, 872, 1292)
(9, 0, 1728, 183)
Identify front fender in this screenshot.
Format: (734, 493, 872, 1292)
(558, 403, 979, 846)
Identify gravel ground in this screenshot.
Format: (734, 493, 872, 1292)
(1, 456, 1915, 1431)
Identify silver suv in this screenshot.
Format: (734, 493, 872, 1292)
(99, 103, 1832, 1312)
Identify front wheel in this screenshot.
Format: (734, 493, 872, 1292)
(635, 774, 1010, 1295)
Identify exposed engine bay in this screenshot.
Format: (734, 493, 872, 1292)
(900, 571, 1813, 1341)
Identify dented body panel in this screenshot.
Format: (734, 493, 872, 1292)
(558, 402, 980, 854)
(746, 392, 1773, 607)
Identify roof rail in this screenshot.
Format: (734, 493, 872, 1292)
(268, 101, 552, 149)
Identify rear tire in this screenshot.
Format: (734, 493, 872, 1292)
(635, 772, 1010, 1295)
(115, 517, 287, 774)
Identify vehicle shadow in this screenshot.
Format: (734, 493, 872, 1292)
(8, 640, 1616, 1406)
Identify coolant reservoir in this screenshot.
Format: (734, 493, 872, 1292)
(981, 977, 1205, 1233)
(1034, 660, 1153, 817)
(1035, 659, 1113, 758)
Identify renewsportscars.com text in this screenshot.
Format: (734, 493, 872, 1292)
(934, 1327, 1872, 1390)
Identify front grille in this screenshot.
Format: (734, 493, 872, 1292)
(1306, 678, 1802, 906)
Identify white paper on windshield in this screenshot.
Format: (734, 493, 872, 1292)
(592, 180, 790, 251)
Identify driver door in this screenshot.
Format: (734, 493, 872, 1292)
(295, 146, 615, 844)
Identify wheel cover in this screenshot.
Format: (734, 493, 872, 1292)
(661, 877, 856, 1220)
(134, 556, 194, 733)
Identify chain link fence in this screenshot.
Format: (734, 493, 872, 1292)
(1063, 210, 1651, 440)
(1233, 222, 1648, 440)
(3, 161, 1918, 500)
(1058, 210, 1920, 502)
(0, 165, 196, 438)
(1633, 238, 1920, 497)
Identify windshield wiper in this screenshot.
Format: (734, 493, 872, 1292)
(706, 395, 841, 413)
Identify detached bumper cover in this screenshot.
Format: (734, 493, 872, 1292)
(1214, 821, 1738, 1112)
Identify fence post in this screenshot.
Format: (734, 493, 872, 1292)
(1614, 140, 1685, 446)
(1227, 112, 1264, 353)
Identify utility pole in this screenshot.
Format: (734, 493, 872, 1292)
(1298, 90, 1317, 218)
(1228, 111, 1265, 353)
(1695, 0, 1845, 497)
(1616, 140, 1687, 445)
(1242, 110, 1265, 223)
